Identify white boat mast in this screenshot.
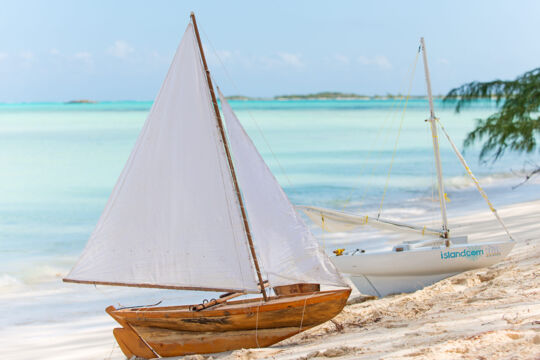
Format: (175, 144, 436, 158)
(420, 37, 449, 238)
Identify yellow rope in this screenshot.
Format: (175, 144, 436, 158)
(320, 214, 327, 250)
(437, 119, 515, 241)
(298, 292, 313, 333)
(254, 300, 261, 348)
(378, 49, 420, 217)
(340, 49, 423, 212)
(340, 96, 403, 210)
(341, 47, 423, 213)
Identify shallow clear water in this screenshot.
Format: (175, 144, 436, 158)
(0, 99, 538, 343)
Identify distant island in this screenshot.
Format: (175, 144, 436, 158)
(65, 99, 98, 104)
(61, 93, 463, 103)
(224, 95, 256, 101)
(225, 92, 447, 101)
(274, 92, 371, 100)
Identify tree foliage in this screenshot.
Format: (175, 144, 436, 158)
(444, 68, 540, 161)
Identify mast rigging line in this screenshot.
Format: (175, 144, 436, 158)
(437, 120, 515, 241)
(199, 26, 293, 188)
(200, 24, 423, 224)
(377, 47, 421, 218)
(339, 45, 427, 212)
(340, 95, 405, 211)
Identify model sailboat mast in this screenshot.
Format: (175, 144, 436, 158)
(190, 12, 268, 301)
(420, 37, 449, 238)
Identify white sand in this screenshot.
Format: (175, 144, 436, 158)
(5, 199, 539, 360)
(204, 199, 540, 360)
(0, 315, 123, 360)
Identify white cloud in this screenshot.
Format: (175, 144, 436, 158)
(206, 49, 234, 67)
(438, 58, 449, 65)
(357, 55, 370, 65)
(257, 52, 304, 69)
(373, 55, 392, 69)
(206, 50, 304, 70)
(49, 48, 60, 56)
(73, 51, 93, 64)
(357, 55, 392, 70)
(20, 51, 35, 61)
(277, 52, 303, 68)
(0, 52, 7, 61)
(149, 50, 162, 60)
(149, 50, 160, 59)
(333, 54, 350, 64)
(108, 40, 134, 59)
(216, 50, 232, 62)
(256, 55, 276, 68)
(146, 50, 174, 66)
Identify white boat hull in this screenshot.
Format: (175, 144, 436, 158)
(332, 240, 514, 297)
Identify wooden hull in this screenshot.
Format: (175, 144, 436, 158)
(107, 288, 350, 358)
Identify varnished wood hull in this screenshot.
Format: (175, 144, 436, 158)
(107, 288, 350, 358)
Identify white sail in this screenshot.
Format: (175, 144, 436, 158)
(218, 90, 346, 288)
(297, 205, 444, 237)
(65, 24, 260, 293)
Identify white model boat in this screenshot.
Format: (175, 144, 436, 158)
(300, 38, 515, 297)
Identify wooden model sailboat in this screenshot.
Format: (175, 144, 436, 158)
(299, 38, 515, 297)
(63, 13, 349, 359)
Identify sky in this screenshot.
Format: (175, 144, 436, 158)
(0, 0, 539, 102)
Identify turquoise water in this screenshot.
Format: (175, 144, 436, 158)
(1, 99, 539, 359)
(0, 99, 538, 286)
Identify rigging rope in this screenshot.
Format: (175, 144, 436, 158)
(340, 47, 425, 212)
(200, 26, 293, 187)
(377, 48, 421, 218)
(298, 292, 312, 333)
(437, 120, 515, 241)
(255, 300, 262, 348)
(105, 342, 117, 360)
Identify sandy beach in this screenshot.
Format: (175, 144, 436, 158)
(3, 197, 538, 360)
(172, 199, 540, 360)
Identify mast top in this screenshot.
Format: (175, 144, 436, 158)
(420, 37, 436, 121)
